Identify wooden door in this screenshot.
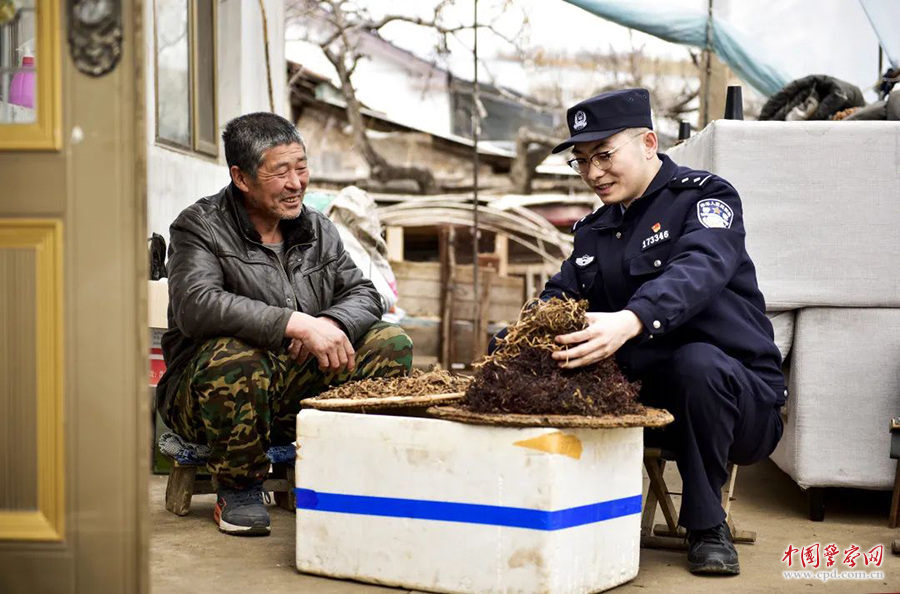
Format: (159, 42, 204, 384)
(0, 0, 148, 592)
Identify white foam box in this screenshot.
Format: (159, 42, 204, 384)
(295, 410, 643, 594)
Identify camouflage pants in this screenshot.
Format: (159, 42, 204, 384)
(165, 322, 413, 488)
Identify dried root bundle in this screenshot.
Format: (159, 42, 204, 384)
(316, 368, 471, 400)
(465, 298, 642, 416)
(483, 297, 588, 363)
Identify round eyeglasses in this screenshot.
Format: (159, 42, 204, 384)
(567, 132, 645, 175)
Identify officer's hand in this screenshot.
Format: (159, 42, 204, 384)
(285, 312, 356, 372)
(552, 310, 643, 369)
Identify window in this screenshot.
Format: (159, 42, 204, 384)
(154, 0, 217, 156)
(0, 1, 37, 125)
(0, 0, 60, 150)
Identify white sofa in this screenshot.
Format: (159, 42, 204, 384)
(669, 120, 900, 519)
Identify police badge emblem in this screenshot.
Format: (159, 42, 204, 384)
(697, 199, 734, 229)
(575, 254, 595, 267)
(573, 110, 587, 131)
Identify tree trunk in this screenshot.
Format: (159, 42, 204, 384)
(510, 127, 556, 195)
(329, 48, 437, 194)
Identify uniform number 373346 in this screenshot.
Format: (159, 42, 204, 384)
(642, 229, 669, 249)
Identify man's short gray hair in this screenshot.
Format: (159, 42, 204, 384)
(222, 112, 306, 178)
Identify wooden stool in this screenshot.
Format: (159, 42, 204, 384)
(888, 418, 900, 529)
(889, 460, 900, 530)
(889, 418, 900, 554)
(640, 447, 756, 550)
(164, 462, 295, 516)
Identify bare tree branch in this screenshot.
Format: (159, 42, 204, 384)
(346, 54, 361, 78)
(466, 50, 559, 113)
(287, 0, 532, 194)
(287, 0, 553, 193)
(510, 127, 559, 195)
(298, 0, 438, 193)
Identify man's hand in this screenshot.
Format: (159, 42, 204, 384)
(551, 310, 644, 369)
(285, 312, 355, 372)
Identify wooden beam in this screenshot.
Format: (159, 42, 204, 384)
(644, 458, 680, 533)
(438, 226, 456, 370)
(721, 463, 738, 517)
(641, 483, 659, 537)
(654, 523, 756, 545)
(386, 226, 405, 262)
(164, 465, 198, 516)
(474, 269, 493, 362)
(699, 53, 731, 128)
(641, 535, 689, 551)
(524, 271, 534, 303)
(494, 233, 509, 277)
(393, 260, 524, 323)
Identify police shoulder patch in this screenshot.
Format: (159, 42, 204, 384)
(697, 198, 734, 229)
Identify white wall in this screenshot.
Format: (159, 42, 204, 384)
(285, 22, 455, 138)
(146, 0, 288, 241)
(352, 35, 453, 138)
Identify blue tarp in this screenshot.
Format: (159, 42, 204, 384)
(562, 0, 791, 97)
(303, 191, 337, 212)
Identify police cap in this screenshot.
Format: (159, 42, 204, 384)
(551, 88, 654, 154)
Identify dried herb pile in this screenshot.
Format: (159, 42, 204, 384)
(464, 298, 642, 416)
(316, 368, 471, 400)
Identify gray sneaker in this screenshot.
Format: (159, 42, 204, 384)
(214, 483, 271, 536)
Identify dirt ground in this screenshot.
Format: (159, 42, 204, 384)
(150, 459, 900, 594)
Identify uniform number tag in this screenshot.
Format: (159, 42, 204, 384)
(641, 229, 670, 250)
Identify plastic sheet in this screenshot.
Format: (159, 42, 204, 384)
(563, 0, 791, 97)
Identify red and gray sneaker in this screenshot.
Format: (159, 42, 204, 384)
(214, 483, 271, 536)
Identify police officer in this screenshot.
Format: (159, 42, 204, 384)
(535, 89, 784, 575)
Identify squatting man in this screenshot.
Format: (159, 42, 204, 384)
(157, 112, 413, 536)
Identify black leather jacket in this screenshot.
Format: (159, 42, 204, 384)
(156, 183, 383, 417)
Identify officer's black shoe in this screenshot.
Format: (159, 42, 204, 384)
(687, 521, 740, 575)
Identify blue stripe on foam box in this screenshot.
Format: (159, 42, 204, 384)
(294, 489, 641, 531)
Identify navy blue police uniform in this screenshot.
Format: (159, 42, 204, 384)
(495, 89, 786, 531)
(543, 156, 785, 530)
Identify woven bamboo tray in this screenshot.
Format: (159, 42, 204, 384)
(303, 392, 466, 412)
(426, 405, 674, 429)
